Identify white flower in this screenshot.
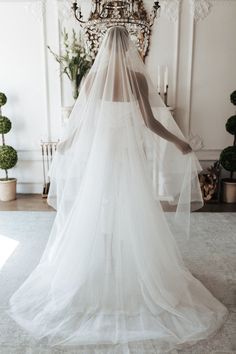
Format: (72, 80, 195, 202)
(80, 53, 85, 58)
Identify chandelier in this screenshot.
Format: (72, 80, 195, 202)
(71, 0, 161, 61)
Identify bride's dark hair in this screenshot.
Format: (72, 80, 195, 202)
(106, 25, 129, 52)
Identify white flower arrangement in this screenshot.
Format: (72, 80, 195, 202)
(47, 28, 93, 99)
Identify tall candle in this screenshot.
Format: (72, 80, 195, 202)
(157, 64, 161, 93)
(164, 65, 168, 93)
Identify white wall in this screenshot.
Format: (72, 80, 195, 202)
(0, 0, 61, 192)
(0, 0, 235, 193)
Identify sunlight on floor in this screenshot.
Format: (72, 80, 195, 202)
(0, 234, 19, 271)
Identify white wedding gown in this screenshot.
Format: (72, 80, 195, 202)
(6, 26, 228, 353)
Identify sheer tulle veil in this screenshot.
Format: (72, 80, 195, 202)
(6, 26, 228, 353)
(47, 25, 204, 240)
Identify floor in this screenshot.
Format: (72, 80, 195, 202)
(0, 194, 54, 212)
(0, 196, 235, 353)
(1, 194, 236, 212)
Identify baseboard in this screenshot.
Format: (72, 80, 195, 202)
(17, 183, 43, 194)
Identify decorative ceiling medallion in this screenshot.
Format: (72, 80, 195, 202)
(190, 0, 213, 22)
(57, 0, 75, 22)
(159, 0, 181, 22)
(24, 0, 46, 23)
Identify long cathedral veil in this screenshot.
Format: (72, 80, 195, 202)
(47, 25, 203, 240)
(6, 26, 228, 353)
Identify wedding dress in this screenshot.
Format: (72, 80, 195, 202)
(6, 26, 228, 353)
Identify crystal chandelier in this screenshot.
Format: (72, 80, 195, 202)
(71, 0, 161, 61)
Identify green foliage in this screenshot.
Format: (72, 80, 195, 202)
(0, 92, 7, 107)
(47, 28, 93, 99)
(230, 90, 236, 106)
(220, 91, 236, 179)
(0, 116, 12, 134)
(225, 115, 236, 135)
(0, 94, 17, 179)
(219, 146, 236, 172)
(0, 145, 18, 170)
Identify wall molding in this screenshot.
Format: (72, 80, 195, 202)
(195, 149, 221, 161)
(186, 6, 195, 137)
(17, 182, 44, 194)
(42, 2, 52, 141)
(190, 0, 213, 22)
(24, 0, 46, 23)
(57, 0, 74, 23)
(159, 0, 182, 22)
(17, 150, 42, 162)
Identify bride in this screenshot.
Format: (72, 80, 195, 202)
(6, 26, 228, 353)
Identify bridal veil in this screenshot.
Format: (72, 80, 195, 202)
(47, 25, 204, 240)
(6, 26, 228, 353)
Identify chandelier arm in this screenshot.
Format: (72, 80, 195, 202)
(71, 0, 161, 59)
(72, 2, 86, 24)
(149, 1, 161, 27)
(72, 1, 160, 24)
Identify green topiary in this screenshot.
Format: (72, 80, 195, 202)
(0, 92, 7, 107)
(0, 116, 12, 134)
(219, 146, 236, 172)
(0, 145, 18, 170)
(0, 92, 18, 180)
(219, 90, 236, 180)
(230, 90, 236, 106)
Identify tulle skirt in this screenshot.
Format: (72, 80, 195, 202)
(6, 101, 228, 353)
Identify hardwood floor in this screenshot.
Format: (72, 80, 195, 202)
(0, 194, 54, 211)
(0, 194, 236, 212)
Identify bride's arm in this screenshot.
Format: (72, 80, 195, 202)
(136, 73, 192, 154)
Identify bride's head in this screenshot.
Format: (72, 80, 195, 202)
(107, 25, 129, 37)
(106, 26, 130, 53)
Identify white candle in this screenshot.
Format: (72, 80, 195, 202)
(157, 64, 161, 93)
(164, 65, 168, 92)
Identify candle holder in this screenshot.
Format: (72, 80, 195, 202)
(158, 85, 175, 118)
(164, 85, 169, 106)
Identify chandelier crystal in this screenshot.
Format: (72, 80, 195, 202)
(71, 0, 160, 61)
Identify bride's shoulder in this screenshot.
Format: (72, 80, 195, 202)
(129, 71, 148, 94)
(130, 70, 147, 83)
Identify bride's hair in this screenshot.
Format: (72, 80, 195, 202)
(107, 25, 129, 35)
(106, 25, 129, 52)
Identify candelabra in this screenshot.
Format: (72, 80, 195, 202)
(41, 140, 59, 197)
(157, 65, 169, 105)
(71, 0, 161, 61)
(164, 85, 168, 106)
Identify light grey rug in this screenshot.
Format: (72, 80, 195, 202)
(0, 212, 235, 354)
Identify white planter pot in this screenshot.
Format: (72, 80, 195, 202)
(0, 178, 17, 201)
(221, 178, 236, 203)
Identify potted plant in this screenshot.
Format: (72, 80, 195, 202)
(0, 92, 18, 201)
(219, 90, 236, 203)
(48, 28, 93, 101)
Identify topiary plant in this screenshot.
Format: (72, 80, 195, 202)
(0, 92, 7, 107)
(230, 90, 236, 106)
(0, 92, 18, 180)
(219, 91, 236, 180)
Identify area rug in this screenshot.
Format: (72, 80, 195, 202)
(0, 211, 235, 354)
